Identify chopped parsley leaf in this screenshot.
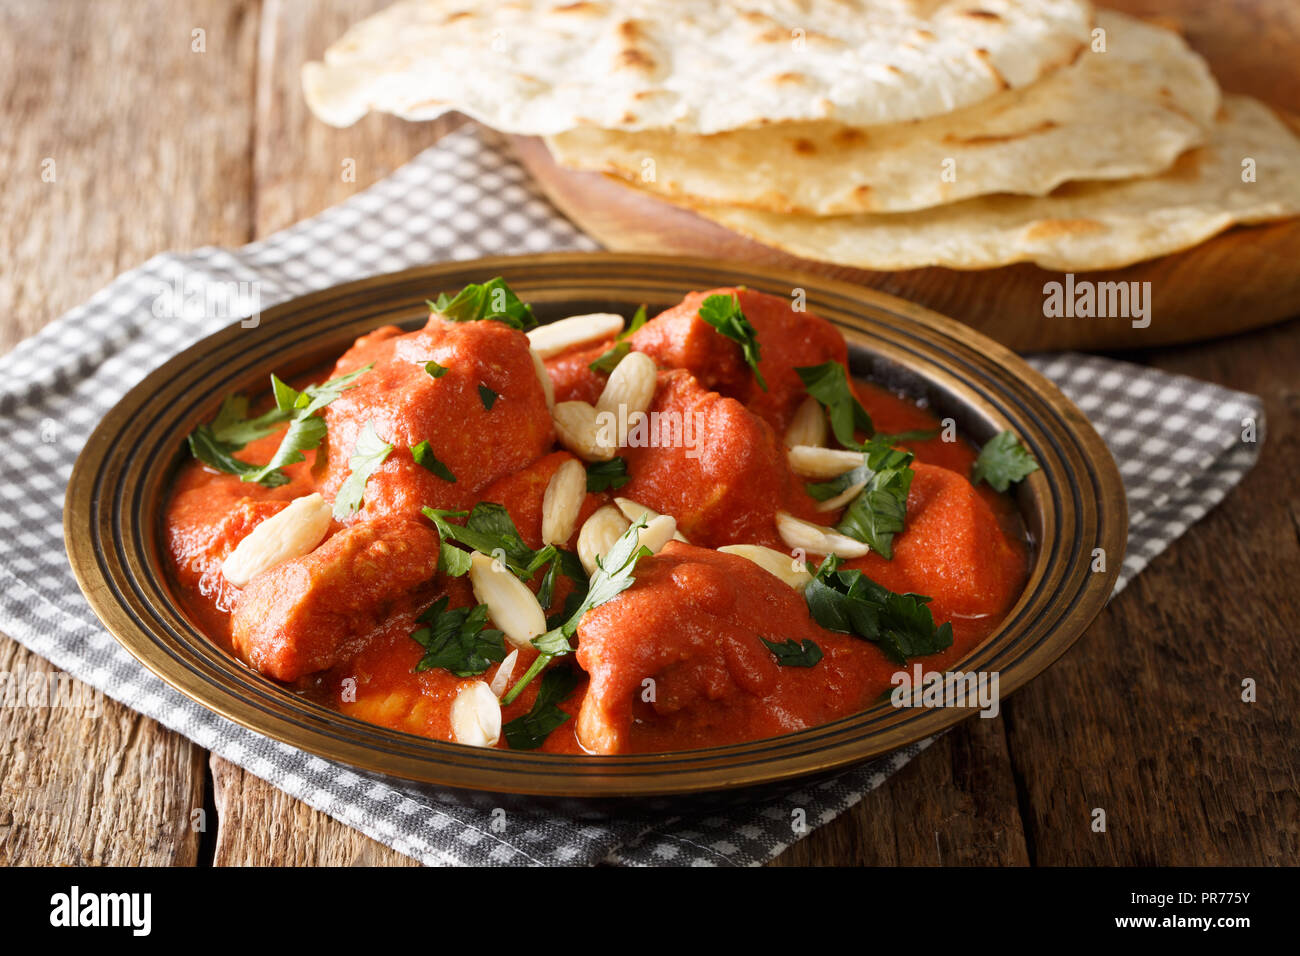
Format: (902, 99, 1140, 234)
(760, 637, 823, 668)
(478, 383, 499, 410)
(833, 438, 915, 560)
(187, 365, 371, 486)
(588, 305, 648, 373)
(502, 663, 582, 750)
(429, 277, 537, 331)
(794, 361, 873, 449)
(410, 597, 507, 677)
(585, 457, 630, 492)
(972, 430, 1039, 492)
(698, 293, 766, 390)
(422, 502, 545, 580)
(803, 555, 953, 665)
(410, 439, 456, 483)
(332, 420, 393, 519)
(501, 514, 651, 706)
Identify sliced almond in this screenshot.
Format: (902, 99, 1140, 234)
(468, 551, 547, 650)
(577, 504, 630, 577)
(815, 479, 868, 513)
(530, 347, 555, 411)
(488, 649, 519, 699)
(787, 444, 864, 479)
(541, 458, 586, 546)
(784, 396, 828, 448)
(526, 312, 626, 359)
(614, 497, 688, 542)
(450, 681, 501, 748)
(775, 511, 871, 559)
(553, 400, 615, 462)
(595, 350, 657, 419)
(718, 544, 813, 590)
(221, 493, 332, 588)
(636, 514, 677, 556)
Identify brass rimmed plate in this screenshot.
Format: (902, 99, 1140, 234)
(64, 253, 1126, 797)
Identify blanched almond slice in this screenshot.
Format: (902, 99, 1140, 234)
(488, 649, 519, 699)
(552, 400, 615, 462)
(526, 312, 625, 359)
(815, 480, 868, 513)
(784, 396, 828, 448)
(577, 504, 630, 577)
(787, 445, 863, 479)
(450, 681, 501, 748)
(636, 514, 677, 556)
(221, 493, 332, 588)
(541, 458, 586, 546)
(530, 347, 555, 411)
(595, 350, 656, 418)
(468, 551, 547, 650)
(718, 544, 813, 590)
(614, 497, 688, 542)
(775, 511, 871, 559)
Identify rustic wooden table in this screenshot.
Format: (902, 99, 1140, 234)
(1, 0, 1296, 866)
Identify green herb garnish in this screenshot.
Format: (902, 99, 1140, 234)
(536, 548, 585, 611)
(501, 514, 651, 706)
(410, 597, 506, 677)
(333, 420, 393, 519)
(833, 438, 915, 560)
(423, 502, 550, 580)
(437, 541, 474, 577)
(410, 439, 456, 483)
(588, 305, 648, 373)
(972, 430, 1039, 492)
(794, 361, 873, 448)
(206, 394, 288, 448)
(760, 637, 823, 668)
(875, 428, 939, 444)
(429, 277, 537, 331)
(502, 663, 582, 751)
(271, 365, 372, 420)
(478, 383, 499, 410)
(422, 359, 448, 378)
(585, 457, 630, 492)
(187, 365, 371, 486)
(803, 555, 952, 665)
(698, 293, 766, 390)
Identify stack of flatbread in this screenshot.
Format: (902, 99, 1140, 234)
(303, 1, 1300, 271)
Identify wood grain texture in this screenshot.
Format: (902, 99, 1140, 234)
(1002, 317, 1300, 865)
(211, 757, 418, 866)
(772, 717, 1032, 866)
(1, 0, 1297, 867)
(205, 0, 460, 867)
(510, 0, 1300, 352)
(0, 636, 207, 865)
(0, 0, 258, 866)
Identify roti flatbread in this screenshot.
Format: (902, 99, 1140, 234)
(684, 96, 1300, 271)
(547, 12, 1219, 214)
(302, 0, 1093, 135)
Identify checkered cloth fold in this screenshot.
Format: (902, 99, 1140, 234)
(0, 125, 1263, 866)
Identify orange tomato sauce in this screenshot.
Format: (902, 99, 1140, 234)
(164, 289, 1028, 755)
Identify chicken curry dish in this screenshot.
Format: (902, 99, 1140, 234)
(166, 280, 1036, 754)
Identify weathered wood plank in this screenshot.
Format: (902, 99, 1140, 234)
(0, 638, 208, 865)
(1005, 316, 1300, 864)
(0, 0, 259, 864)
(772, 717, 1031, 866)
(211, 757, 419, 866)
(208, 0, 459, 866)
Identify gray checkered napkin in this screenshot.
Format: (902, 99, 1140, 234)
(0, 124, 1263, 866)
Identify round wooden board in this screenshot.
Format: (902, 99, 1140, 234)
(510, 1, 1300, 352)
